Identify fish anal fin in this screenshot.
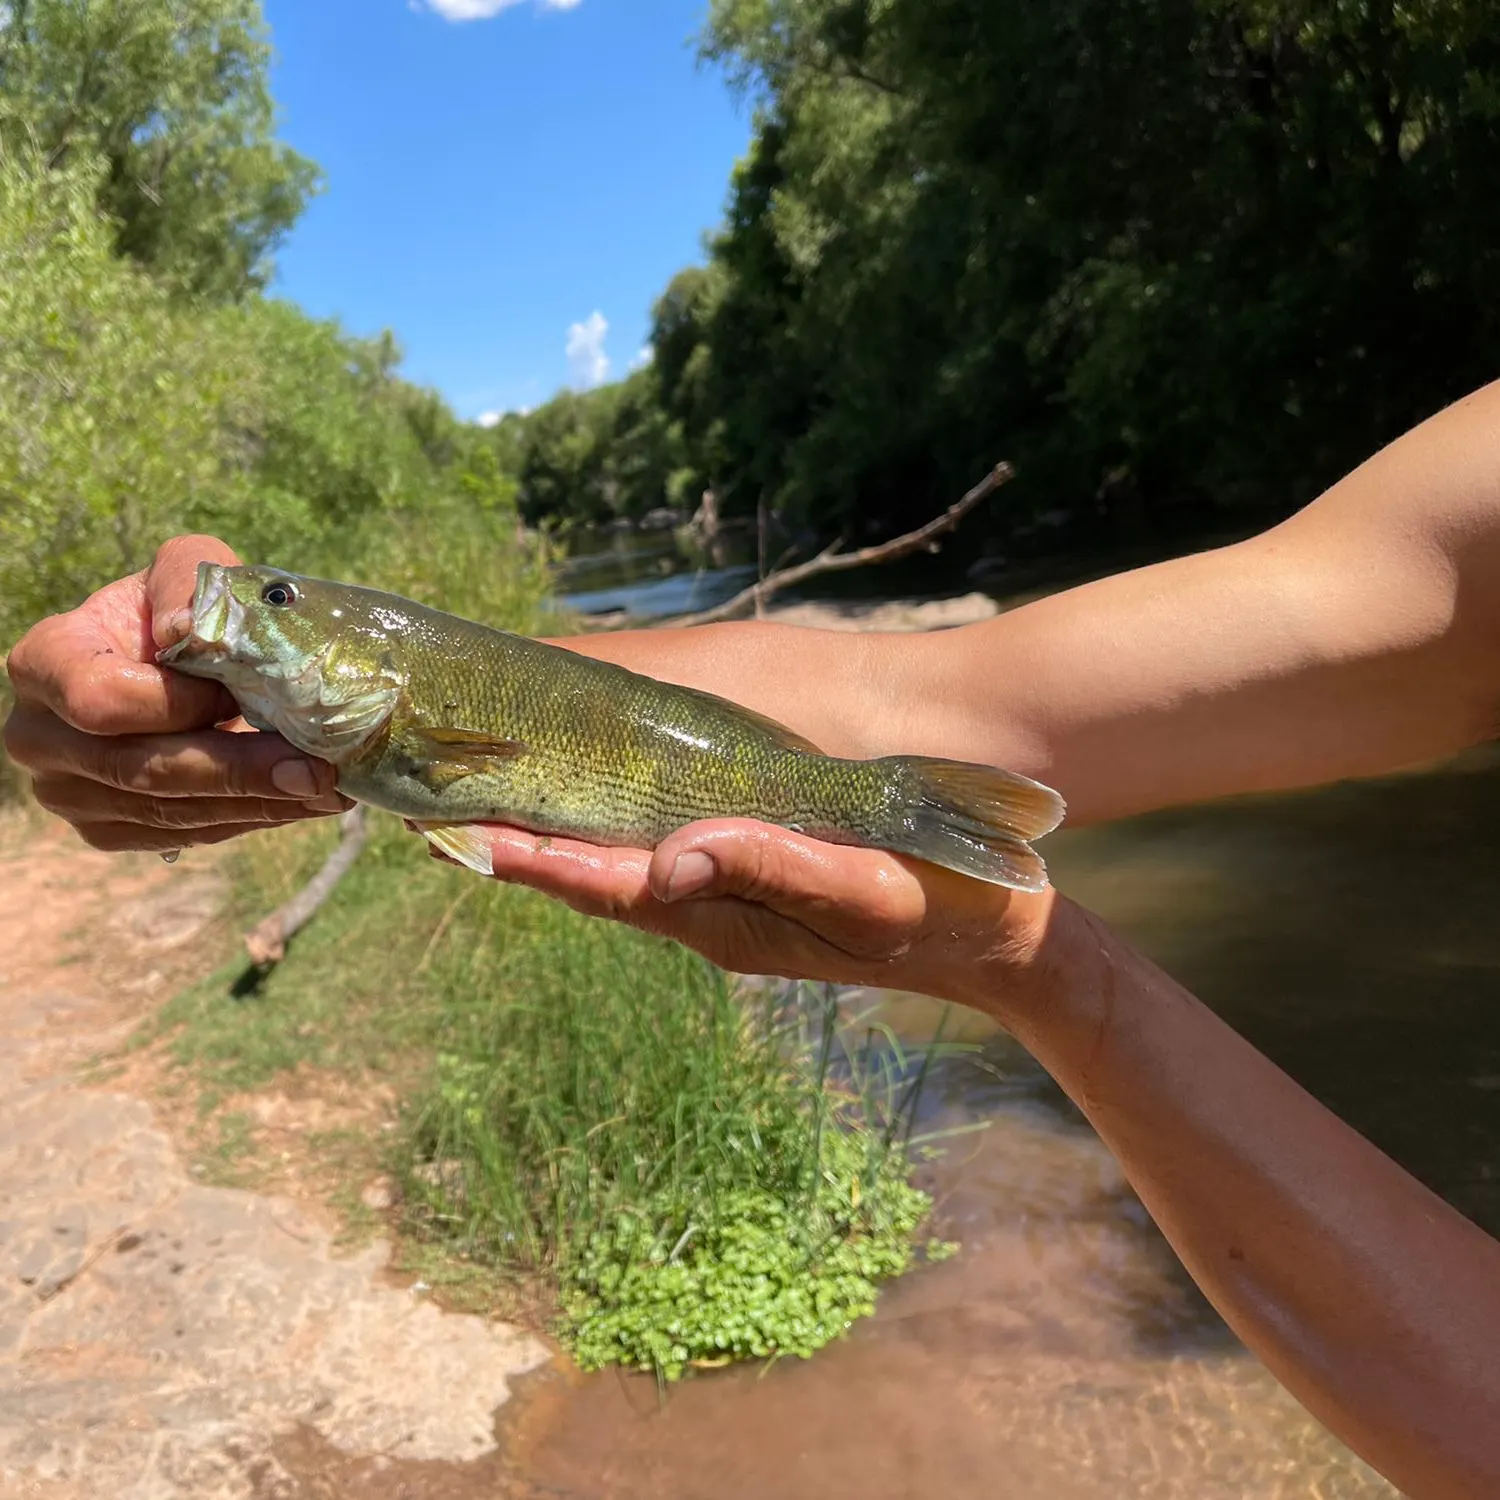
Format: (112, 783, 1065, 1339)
(415, 823, 495, 876)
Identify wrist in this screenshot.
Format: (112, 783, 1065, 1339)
(961, 889, 1117, 1052)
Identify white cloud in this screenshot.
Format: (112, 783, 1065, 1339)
(423, 0, 579, 19)
(566, 311, 611, 389)
(476, 404, 533, 425)
(630, 345, 654, 371)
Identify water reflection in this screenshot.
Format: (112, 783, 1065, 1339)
(551, 519, 987, 622)
(1049, 746, 1500, 1238)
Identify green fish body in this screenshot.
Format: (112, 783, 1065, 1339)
(159, 564, 1065, 889)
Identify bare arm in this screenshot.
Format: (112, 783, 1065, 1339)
(1000, 896, 1500, 1499)
(455, 818, 1500, 1496)
(561, 380, 1500, 822)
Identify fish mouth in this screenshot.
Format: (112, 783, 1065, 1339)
(157, 562, 242, 670)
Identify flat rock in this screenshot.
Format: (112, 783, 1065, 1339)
(0, 828, 550, 1499)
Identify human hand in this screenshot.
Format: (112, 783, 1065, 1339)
(426, 818, 1062, 1015)
(3, 535, 347, 854)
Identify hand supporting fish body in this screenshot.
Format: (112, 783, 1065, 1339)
(159, 563, 1065, 890)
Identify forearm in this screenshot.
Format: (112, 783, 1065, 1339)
(554, 382, 1500, 825)
(985, 898, 1500, 1498)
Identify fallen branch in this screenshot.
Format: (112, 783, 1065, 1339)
(657, 461, 1015, 629)
(244, 805, 369, 967)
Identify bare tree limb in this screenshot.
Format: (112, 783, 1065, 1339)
(658, 462, 1015, 629)
(244, 805, 369, 967)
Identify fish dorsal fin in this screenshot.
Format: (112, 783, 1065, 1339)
(668, 682, 824, 755)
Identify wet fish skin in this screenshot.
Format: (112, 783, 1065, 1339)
(159, 563, 1065, 891)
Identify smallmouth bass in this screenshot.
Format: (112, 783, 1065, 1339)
(159, 564, 1065, 889)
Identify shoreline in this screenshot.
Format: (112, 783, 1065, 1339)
(573, 588, 1016, 636)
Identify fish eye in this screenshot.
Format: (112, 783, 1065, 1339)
(261, 579, 298, 608)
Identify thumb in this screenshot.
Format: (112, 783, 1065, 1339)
(647, 820, 930, 961)
(147, 535, 242, 652)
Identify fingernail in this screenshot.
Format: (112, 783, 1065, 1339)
(664, 851, 716, 902)
(270, 760, 319, 798)
(155, 606, 193, 650)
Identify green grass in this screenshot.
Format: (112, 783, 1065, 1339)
(12, 495, 958, 1378)
(138, 811, 964, 1378)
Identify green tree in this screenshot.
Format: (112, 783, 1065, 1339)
(0, 147, 243, 642)
(519, 0, 1496, 551)
(690, 0, 1500, 538)
(0, 0, 319, 299)
(0, 143, 537, 646)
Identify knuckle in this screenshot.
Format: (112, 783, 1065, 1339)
(727, 829, 780, 903)
(4, 621, 49, 692)
(108, 741, 179, 796)
(1, 705, 39, 768)
(864, 876, 917, 932)
(594, 885, 637, 925)
(58, 667, 105, 734)
(149, 800, 196, 831)
(93, 739, 134, 791)
(214, 758, 252, 799)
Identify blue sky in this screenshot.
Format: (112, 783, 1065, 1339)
(262, 0, 750, 423)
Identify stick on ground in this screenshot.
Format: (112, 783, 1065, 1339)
(244, 805, 369, 967)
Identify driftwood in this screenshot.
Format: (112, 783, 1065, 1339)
(244, 805, 369, 967)
(657, 461, 1015, 629)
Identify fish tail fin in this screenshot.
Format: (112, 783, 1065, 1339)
(881, 757, 1066, 893)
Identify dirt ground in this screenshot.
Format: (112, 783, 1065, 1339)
(0, 816, 548, 1500)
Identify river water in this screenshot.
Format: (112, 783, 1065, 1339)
(499, 536, 1500, 1498)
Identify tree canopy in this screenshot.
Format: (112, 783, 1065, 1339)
(0, 2, 538, 648)
(510, 0, 1500, 553)
(0, 0, 319, 299)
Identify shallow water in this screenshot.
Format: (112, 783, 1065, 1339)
(551, 519, 983, 622)
(496, 746, 1500, 1498)
(552, 527, 756, 620)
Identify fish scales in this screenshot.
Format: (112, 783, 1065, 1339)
(348, 605, 890, 844)
(159, 564, 1065, 891)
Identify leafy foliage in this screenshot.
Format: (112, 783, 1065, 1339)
(516, 0, 1500, 552)
(0, 141, 542, 650)
(505, 367, 695, 529)
(405, 968, 963, 1379)
(0, 0, 319, 299)
(0, 146, 235, 644)
(151, 814, 958, 1378)
(561, 1142, 940, 1380)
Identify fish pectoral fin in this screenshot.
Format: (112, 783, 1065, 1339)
(405, 726, 530, 791)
